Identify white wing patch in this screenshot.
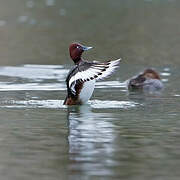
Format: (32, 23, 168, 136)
(69, 58, 121, 89)
(95, 59, 121, 80)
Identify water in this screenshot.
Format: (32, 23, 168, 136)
(0, 0, 180, 180)
(0, 64, 179, 180)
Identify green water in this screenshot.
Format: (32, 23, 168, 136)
(0, 0, 179, 180)
(0, 64, 179, 180)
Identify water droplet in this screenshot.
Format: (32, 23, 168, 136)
(0, 20, 6, 26)
(18, 16, 28, 23)
(59, 8, 66, 16)
(163, 67, 170, 71)
(45, 0, 55, 6)
(160, 72, 171, 76)
(168, 0, 176, 2)
(90, 100, 140, 109)
(162, 79, 168, 82)
(29, 19, 37, 25)
(174, 94, 180, 97)
(26, 1, 34, 8)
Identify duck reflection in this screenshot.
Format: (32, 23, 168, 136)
(67, 105, 116, 174)
(67, 105, 115, 153)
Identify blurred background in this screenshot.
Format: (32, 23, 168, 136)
(0, 0, 180, 66)
(0, 1, 180, 180)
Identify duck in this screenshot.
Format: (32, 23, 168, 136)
(127, 68, 163, 92)
(64, 43, 121, 105)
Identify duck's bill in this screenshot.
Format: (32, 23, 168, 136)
(82, 46, 93, 51)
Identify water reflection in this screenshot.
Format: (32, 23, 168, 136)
(67, 105, 116, 176)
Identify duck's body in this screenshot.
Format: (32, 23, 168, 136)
(64, 43, 121, 105)
(128, 69, 163, 92)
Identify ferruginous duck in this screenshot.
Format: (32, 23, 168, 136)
(128, 68, 163, 92)
(64, 43, 121, 105)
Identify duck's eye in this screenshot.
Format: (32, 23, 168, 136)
(76, 46, 80, 49)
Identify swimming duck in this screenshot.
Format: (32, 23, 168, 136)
(128, 68, 163, 92)
(64, 43, 121, 105)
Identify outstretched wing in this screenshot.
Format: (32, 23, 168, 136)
(68, 58, 121, 90)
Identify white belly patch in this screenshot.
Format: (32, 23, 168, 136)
(79, 80, 95, 103)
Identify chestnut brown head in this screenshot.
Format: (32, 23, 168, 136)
(142, 69, 160, 80)
(69, 43, 93, 64)
(128, 69, 160, 90)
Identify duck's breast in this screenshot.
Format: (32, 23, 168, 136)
(79, 79, 95, 103)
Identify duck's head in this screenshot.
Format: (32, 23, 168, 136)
(142, 69, 160, 80)
(69, 43, 93, 64)
(128, 68, 161, 90)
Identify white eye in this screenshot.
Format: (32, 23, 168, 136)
(76, 46, 79, 49)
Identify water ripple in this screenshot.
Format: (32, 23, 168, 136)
(0, 64, 127, 92)
(90, 100, 140, 109)
(0, 64, 68, 80)
(0, 82, 65, 91)
(96, 81, 126, 88)
(0, 99, 140, 109)
(0, 64, 139, 109)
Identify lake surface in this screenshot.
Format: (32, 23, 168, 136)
(0, 0, 180, 180)
(0, 64, 179, 180)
